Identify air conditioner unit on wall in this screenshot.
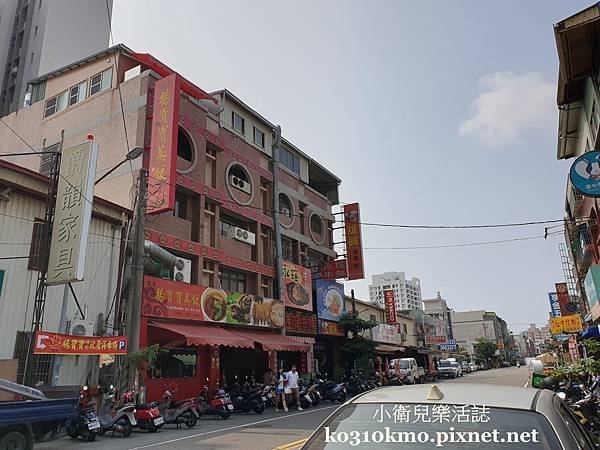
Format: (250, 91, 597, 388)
(228, 227, 256, 246)
(229, 175, 251, 195)
(70, 319, 96, 337)
(174, 257, 192, 283)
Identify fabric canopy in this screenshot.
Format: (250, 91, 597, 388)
(581, 325, 600, 339)
(149, 322, 254, 349)
(375, 344, 403, 354)
(229, 329, 310, 352)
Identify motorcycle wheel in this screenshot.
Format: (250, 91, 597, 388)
(84, 430, 97, 442)
(337, 392, 347, 403)
(185, 414, 197, 428)
(300, 397, 311, 409)
(148, 421, 158, 433)
(66, 424, 79, 439)
(253, 401, 265, 414)
(311, 395, 320, 406)
(119, 419, 133, 438)
(97, 428, 106, 436)
(219, 407, 231, 419)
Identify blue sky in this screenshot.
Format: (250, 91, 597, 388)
(113, 0, 593, 333)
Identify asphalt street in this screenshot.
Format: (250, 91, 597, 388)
(35, 367, 530, 450)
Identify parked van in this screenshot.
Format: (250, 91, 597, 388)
(389, 358, 422, 384)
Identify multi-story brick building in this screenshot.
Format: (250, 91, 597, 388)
(0, 44, 342, 398)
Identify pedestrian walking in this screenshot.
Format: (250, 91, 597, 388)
(286, 365, 302, 411)
(275, 367, 288, 412)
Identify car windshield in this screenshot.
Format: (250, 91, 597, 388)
(304, 403, 561, 449)
(399, 361, 410, 369)
(438, 361, 451, 367)
(451, 363, 460, 368)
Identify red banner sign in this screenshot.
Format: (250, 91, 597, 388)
(555, 283, 570, 317)
(285, 310, 318, 335)
(344, 203, 364, 280)
(283, 261, 313, 312)
(426, 335, 447, 344)
(320, 259, 348, 280)
(384, 289, 396, 324)
(318, 319, 345, 336)
(33, 331, 128, 355)
(148, 73, 180, 214)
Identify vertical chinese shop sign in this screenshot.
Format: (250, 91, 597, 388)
(147, 73, 180, 215)
(384, 289, 396, 324)
(555, 283, 570, 317)
(343, 203, 364, 280)
(47, 142, 98, 285)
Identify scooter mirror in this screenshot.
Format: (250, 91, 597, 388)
(109, 384, 114, 390)
(83, 385, 88, 391)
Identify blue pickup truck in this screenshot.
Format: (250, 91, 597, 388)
(0, 379, 77, 450)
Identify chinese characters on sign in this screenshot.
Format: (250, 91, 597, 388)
(372, 324, 400, 345)
(318, 319, 345, 336)
(285, 310, 318, 335)
(47, 142, 98, 285)
(343, 203, 364, 280)
(320, 259, 347, 280)
(282, 261, 313, 312)
(384, 289, 396, 324)
(426, 335, 447, 344)
(33, 331, 127, 355)
(371, 404, 491, 424)
(548, 292, 561, 318)
(147, 73, 180, 214)
(550, 314, 583, 334)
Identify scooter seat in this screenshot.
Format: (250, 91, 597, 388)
(136, 403, 155, 410)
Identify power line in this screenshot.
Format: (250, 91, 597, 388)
(363, 233, 562, 250)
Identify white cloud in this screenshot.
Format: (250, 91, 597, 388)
(458, 71, 555, 147)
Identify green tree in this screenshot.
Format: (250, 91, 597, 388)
(584, 340, 600, 359)
(473, 338, 497, 366)
(338, 313, 377, 372)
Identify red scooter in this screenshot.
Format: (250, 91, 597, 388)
(122, 390, 164, 432)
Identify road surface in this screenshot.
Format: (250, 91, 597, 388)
(36, 367, 530, 450)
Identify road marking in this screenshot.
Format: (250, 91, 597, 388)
(128, 405, 338, 450)
(272, 438, 309, 449)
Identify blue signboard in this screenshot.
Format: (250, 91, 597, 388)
(548, 292, 561, 318)
(316, 280, 346, 322)
(570, 150, 600, 197)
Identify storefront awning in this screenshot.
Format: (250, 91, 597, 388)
(229, 329, 310, 352)
(149, 322, 254, 348)
(375, 344, 402, 354)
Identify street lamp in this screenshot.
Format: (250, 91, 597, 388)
(95, 146, 144, 185)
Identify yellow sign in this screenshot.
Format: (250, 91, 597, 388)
(550, 315, 583, 334)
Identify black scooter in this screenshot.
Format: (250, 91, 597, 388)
(230, 376, 265, 414)
(65, 386, 100, 442)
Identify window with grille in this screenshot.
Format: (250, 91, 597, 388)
(281, 235, 294, 262)
(219, 268, 246, 293)
(39, 143, 59, 176)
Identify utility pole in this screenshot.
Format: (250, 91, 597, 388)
(272, 126, 286, 336)
(126, 169, 147, 388)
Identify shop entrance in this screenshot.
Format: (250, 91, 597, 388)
(277, 351, 301, 372)
(220, 346, 267, 386)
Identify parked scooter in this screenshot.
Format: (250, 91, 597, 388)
(97, 385, 137, 437)
(316, 374, 347, 402)
(286, 379, 313, 409)
(65, 385, 101, 442)
(230, 376, 265, 414)
(157, 389, 199, 428)
(122, 390, 163, 432)
(195, 381, 233, 419)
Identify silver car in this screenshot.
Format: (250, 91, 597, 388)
(301, 383, 596, 449)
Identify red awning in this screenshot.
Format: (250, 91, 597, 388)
(375, 344, 402, 354)
(149, 322, 254, 349)
(229, 329, 310, 352)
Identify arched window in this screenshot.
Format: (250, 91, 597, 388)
(310, 214, 324, 235)
(279, 193, 293, 219)
(177, 127, 193, 162)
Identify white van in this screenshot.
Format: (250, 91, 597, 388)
(389, 358, 421, 384)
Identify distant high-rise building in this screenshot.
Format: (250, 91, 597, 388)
(0, 0, 112, 116)
(369, 271, 423, 311)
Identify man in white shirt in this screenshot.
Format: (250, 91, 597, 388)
(285, 365, 302, 410)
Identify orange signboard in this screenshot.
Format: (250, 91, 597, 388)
(550, 314, 583, 334)
(33, 331, 128, 355)
(344, 203, 364, 280)
(147, 73, 180, 214)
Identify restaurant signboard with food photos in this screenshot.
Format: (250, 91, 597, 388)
(282, 261, 313, 312)
(142, 275, 284, 328)
(316, 280, 345, 322)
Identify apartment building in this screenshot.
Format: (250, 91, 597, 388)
(369, 271, 422, 310)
